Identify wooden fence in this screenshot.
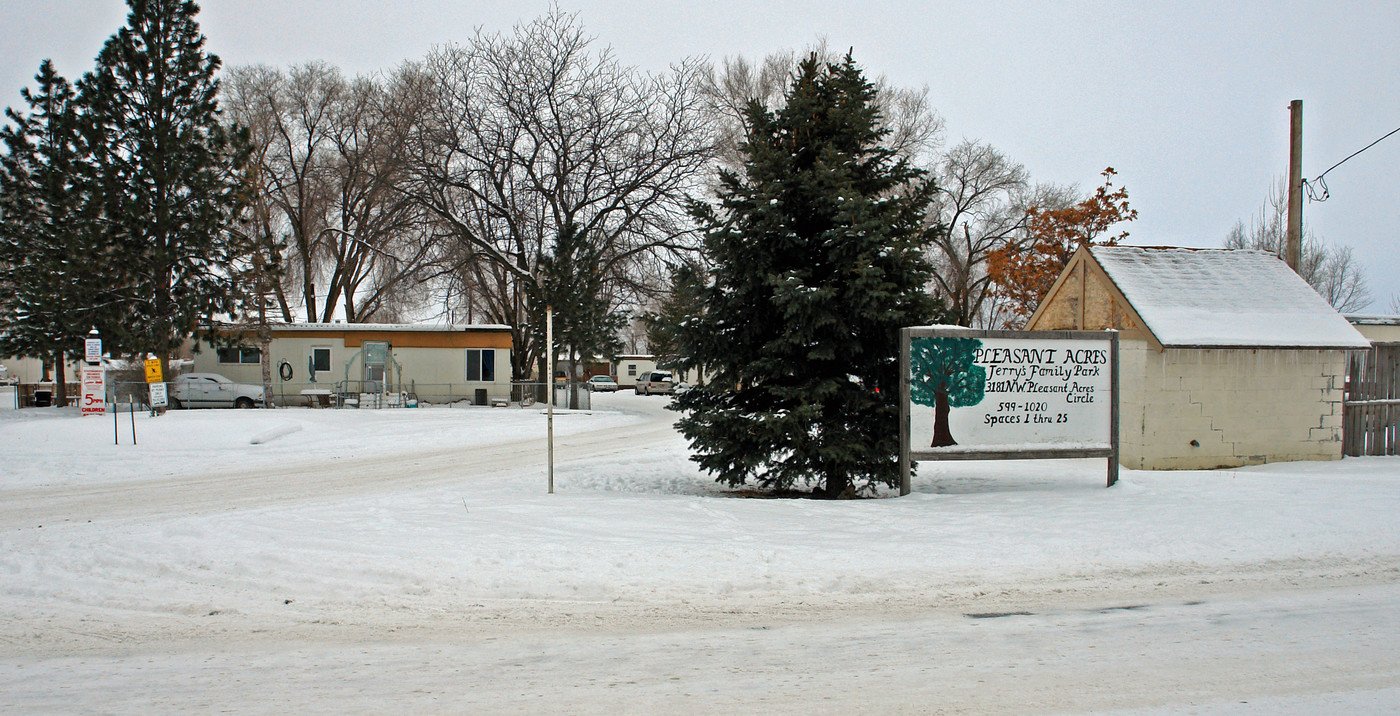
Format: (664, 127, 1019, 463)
(1344, 343, 1400, 457)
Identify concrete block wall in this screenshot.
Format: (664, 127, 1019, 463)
(1119, 343, 1348, 469)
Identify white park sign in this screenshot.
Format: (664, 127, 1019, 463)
(899, 327, 1119, 493)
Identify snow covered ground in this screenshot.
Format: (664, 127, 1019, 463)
(2, 392, 1398, 714)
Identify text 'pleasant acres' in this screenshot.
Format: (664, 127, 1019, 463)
(973, 347, 1108, 366)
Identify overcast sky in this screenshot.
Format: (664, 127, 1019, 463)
(4, 0, 1397, 311)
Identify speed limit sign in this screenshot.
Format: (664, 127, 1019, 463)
(81, 366, 105, 416)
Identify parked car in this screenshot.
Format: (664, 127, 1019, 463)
(170, 373, 265, 409)
(634, 370, 674, 396)
(586, 375, 619, 392)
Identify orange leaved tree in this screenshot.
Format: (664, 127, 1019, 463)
(987, 168, 1137, 327)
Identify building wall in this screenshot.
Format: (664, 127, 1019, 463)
(0, 355, 83, 384)
(1119, 341, 1346, 469)
(192, 336, 343, 385)
(614, 356, 657, 387)
(1352, 323, 1400, 343)
(190, 330, 512, 405)
(1, 355, 98, 409)
(671, 367, 709, 387)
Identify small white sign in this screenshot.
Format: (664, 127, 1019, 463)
(149, 382, 168, 408)
(85, 337, 102, 363)
(81, 366, 106, 416)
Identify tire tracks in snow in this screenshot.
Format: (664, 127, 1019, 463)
(4, 552, 1399, 659)
(0, 412, 678, 529)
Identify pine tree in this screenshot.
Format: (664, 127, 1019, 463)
(78, 0, 252, 365)
(674, 53, 942, 497)
(0, 61, 114, 406)
(643, 260, 707, 375)
(528, 222, 625, 405)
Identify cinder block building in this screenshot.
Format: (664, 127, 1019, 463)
(1027, 246, 1370, 469)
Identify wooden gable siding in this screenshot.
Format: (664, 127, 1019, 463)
(1026, 247, 1158, 349)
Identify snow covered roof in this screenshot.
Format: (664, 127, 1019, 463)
(1089, 246, 1370, 349)
(1346, 314, 1400, 326)
(267, 322, 511, 332)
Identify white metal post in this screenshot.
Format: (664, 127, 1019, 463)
(547, 305, 554, 494)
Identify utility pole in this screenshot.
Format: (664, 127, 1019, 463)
(1286, 99, 1304, 272)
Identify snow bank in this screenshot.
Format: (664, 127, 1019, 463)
(3, 395, 1397, 612)
(249, 421, 303, 444)
(2, 392, 1398, 713)
(0, 400, 643, 489)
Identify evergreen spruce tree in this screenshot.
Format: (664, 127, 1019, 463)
(0, 61, 113, 406)
(527, 222, 625, 406)
(78, 0, 252, 365)
(674, 53, 944, 497)
(643, 261, 707, 375)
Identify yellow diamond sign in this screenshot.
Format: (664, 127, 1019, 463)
(144, 357, 164, 384)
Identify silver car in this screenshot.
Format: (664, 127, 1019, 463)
(635, 370, 674, 396)
(170, 373, 266, 409)
(586, 375, 619, 392)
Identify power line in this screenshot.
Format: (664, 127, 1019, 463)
(1303, 123, 1400, 202)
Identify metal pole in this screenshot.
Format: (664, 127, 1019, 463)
(1107, 332, 1120, 487)
(1287, 99, 1304, 272)
(899, 328, 912, 496)
(547, 305, 554, 494)
(130, 400, 137, 445)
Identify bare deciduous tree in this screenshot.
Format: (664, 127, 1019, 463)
(226, 62, 443, 323)
(225, 62, 340, 321)
(404, 9, 714, 379)
(317, 72, 440, 323)
(1225, 177, 1371, 312)
(700, 40, 943, 173)
(224, 65, 297, 324)
(925, 141, 1030, 327)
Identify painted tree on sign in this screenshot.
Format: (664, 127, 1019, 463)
(909, 336, 985, 447)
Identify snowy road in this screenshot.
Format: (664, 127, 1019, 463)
(0, 403, 674, 527)
(2, 394, 1399, 713)
(5, 585, 1398, 715)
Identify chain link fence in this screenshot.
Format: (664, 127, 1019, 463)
(6, 378, 598, 410)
